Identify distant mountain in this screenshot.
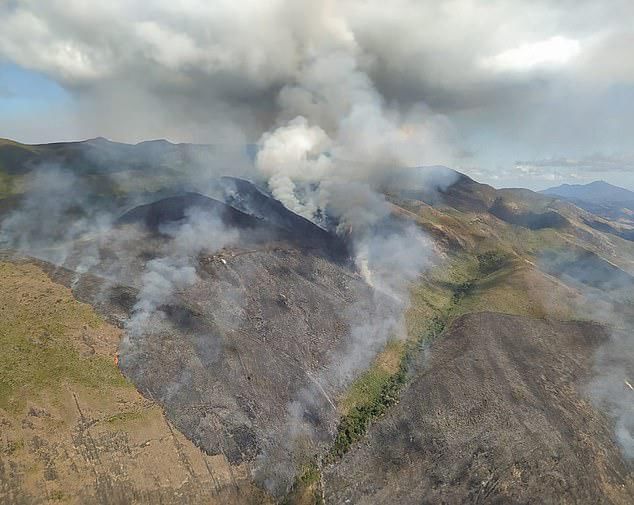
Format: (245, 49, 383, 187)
(541, 181, 634, 224)
(541, 180, 634, 204)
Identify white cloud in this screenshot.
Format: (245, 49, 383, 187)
(482, 36, 581, 72)
(0, 0, 633, 179)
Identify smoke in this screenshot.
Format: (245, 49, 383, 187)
(0, 165, 114, 268)
(589, 328, 634, 459)
(256, 117, 333, 219)
(255, 47, 456, 211)
(237, 8, 459, 492)
(538, 248, 634, 460)
(122, 207, 240, 359)
(1, 1, 460, 493)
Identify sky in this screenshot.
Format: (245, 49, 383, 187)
(1, 0, 634, 190)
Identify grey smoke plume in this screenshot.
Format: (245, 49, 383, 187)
(254, 45, 455, 222)
(122, 207, 239, 357)
(244, 9, 456, 491)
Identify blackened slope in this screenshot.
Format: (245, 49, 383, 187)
(541, 249, 634, 291)
(116, 192, 267, 232)
(582, 218, 634, 242)
(490, 197, 569, 230)
(217, 177, 349, 259)
(117, 246, 371, 470)
(116, 191, 349, 260)
(218, 176, 317, 230)
(324, 313, 634, 505)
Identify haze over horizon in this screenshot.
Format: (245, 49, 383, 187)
(1, 1, 634, 191)
(2, 133, 633, 193)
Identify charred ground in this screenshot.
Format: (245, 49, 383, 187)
(1, 138, 634, 504)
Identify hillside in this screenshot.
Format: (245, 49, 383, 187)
(0, 138, 633, 504)
(325, 313, 633, 504)
(0, 259, 268, 504)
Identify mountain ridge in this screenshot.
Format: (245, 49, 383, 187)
(542, 180, 634, 203)
(1, 137, 633, 503)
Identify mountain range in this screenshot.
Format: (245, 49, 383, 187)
(541, 180, 634, 226)
(0, 138, 633, 504)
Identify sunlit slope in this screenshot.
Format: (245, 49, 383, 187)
(0, 260, 269, 505)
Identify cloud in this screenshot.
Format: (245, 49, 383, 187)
(516, 154, 634, 173)
(1, 1, 633, 189)
(482, 36, 581, 73)
(0, 2, 630, 137)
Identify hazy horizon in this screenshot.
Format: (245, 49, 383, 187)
(2, 132, 633, 192)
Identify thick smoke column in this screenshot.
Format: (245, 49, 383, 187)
(253, 3, 443, 371)
(251, 9, 450, 492)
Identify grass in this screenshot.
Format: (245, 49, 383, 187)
(283, 252, 487, 502)
(0, 170, 21, 197)
(0, 261, 131, 414)
(338, 339, 405, 415)
(104, 411, 144, 425)
(282, 463, 324, 505)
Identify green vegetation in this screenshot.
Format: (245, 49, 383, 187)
(282, 463, 324, 505)
(0, 170, 20, 197)
(328, 355, 407, 462)
(477, 250, 510, 275)
(104, 411, 144, 425)
(0, 262, 131, 414)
